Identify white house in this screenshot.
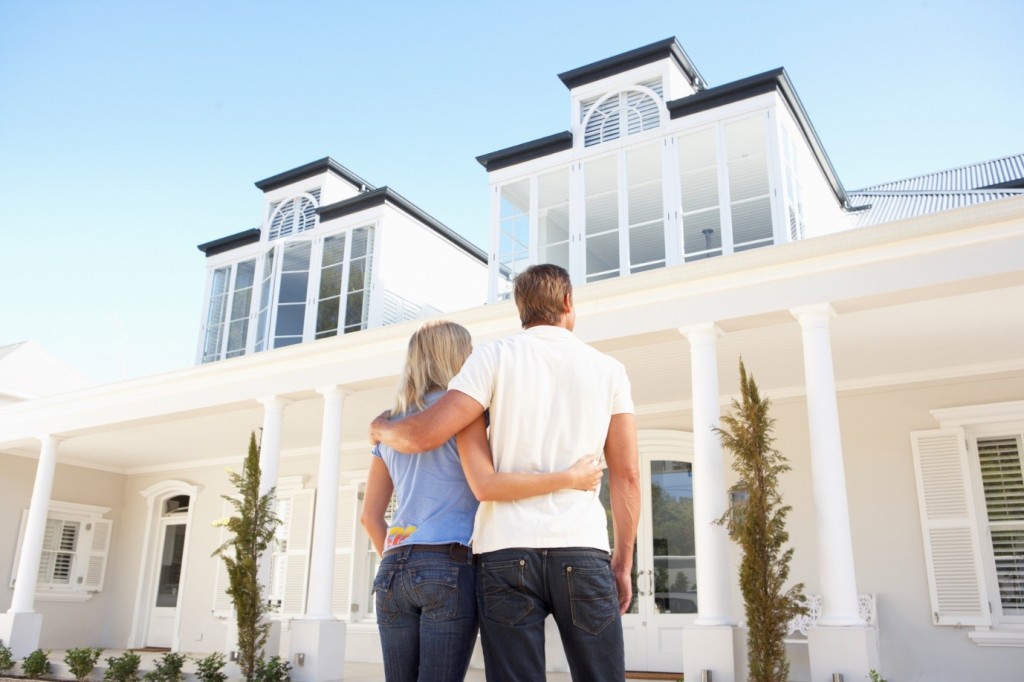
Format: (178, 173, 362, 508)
(2, 38, 1023, 682)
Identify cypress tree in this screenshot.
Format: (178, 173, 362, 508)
(716, 360, 805, 682)
(213, 432, 280, 682)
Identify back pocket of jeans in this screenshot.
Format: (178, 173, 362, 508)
(409, 565, 461, 621)
(565, 564, 617, 636)
(479, 558, 532, 626)
(372, 568, 400, 625)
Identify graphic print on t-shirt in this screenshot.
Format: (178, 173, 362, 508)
(385, 524, 417, 550)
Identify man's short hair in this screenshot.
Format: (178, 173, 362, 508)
(513, 264, 573, 327)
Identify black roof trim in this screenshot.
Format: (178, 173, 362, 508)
(476, 131, 574, 171)
(557, 37, 704, 90)
(981, 178, 1024, 190)
(254, 157, 376, 193)
(197, 228, 262, 256)
(318, 188, 487, 264)
(668, 68, 849, 206)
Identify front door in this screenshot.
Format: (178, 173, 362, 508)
(146, 518, 188, 648)
(603, 431, 696, 673)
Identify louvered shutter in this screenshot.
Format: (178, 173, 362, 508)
(332, 486, 358, 619)
(212, 499, 235, 616)
(910, 428, 992, 625)
(9, 510, 29, 588)
(280, 489, 315, 615)
(81, 519, 112, 591)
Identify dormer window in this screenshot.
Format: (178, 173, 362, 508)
(267, 189, 322, 241)
(581, 79, 664, 147)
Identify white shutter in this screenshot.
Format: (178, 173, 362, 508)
(212, 499, 235, 616)
(280, 489, 315, 615)
(81, 519, 112, 591)
(910, 428, 992, 626)
(9, 510, 28, 588)
(332, 486, 358, 619)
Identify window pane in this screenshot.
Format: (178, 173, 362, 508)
(586, 232, 619, 279)
(255, 248, 275, 352)
(345, 291, 366, 331)
(499, 181, 530, 282)
(629, 222, 665, 270)
(316, 299, 340, 337)
(650, 460, 697, 615)
(682, 209, 722, 260)
(538, 167, 570, 266)
(275, 305, 305, 337)
(540, 242, 570, 271)
(279, 272, 309, 304)
(732, 197, 773, 248)
(679, 128, 719, 213)
(322, 233, 346, 268)
(319, 263, 343, 299)
(348, 258, 367, 293)
(156, 524, 187, 608)
(351, 227, 372, 260)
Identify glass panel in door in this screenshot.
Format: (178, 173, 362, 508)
(273, 241, 312, 348)
(601, 446, 694, 673)
(538, 168, 570, 271)
(156, 523, 187, 607)
(584, 155, 620, 282)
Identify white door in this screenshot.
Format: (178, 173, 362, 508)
(146, 518, 188, 648)
(603, 432, 696, 673)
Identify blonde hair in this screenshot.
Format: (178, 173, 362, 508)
(392, 320, 473, 414)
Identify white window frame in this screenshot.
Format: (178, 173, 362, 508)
(921, 400, 1024, 647)
(253, 224, 377, 353)
(9, 501, 112, 603)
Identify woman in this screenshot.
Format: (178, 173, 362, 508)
(361, 320, 602, 682)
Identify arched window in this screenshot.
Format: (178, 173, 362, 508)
(267, 189, 322, 241)
(581, 80, 664, 147)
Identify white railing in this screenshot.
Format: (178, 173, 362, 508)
(785, 594, 877, 643)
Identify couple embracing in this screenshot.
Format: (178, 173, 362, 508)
(365, 264, 640, 682)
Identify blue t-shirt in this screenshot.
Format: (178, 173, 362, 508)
(371, 391, 479, 552)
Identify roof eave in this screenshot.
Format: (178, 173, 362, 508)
(476, 131, 574, 171)
(196, 228, 262, 256)
(254, 157, 377, 193)
(317, 188, 487, 264)
(557, 37, 705, 91)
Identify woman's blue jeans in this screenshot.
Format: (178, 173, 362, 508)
(476, 547, 624, 682)
(373, 543, 478, 682)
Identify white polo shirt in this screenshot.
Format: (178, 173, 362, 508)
(448, 325, 634, 554)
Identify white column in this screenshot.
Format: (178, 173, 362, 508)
(257, 396, 290, 594)
(258, 397, 290, 497)
(792, 304, 862, 626)
(305, 386, 347, 620)
(10, 435, 61, 614)
(681, 324, 733, 626)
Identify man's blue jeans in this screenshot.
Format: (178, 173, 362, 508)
(373, 543, 478, 682)
(476, 547, 624, 682)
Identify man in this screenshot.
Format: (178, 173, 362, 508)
(370, 264, 640, 681)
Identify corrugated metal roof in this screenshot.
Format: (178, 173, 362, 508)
(846, 189, 1024, 228)
(855, 153, 1024, 192)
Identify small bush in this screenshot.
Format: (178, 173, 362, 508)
(22, 649, 52, 679)
(192, 652, 227, 682)
(142, 652, 186, 682)
(64, 648, 104, 682)
(868, 671, 888, 682)
(103, 651, 141, 682)
(0, 640, 15, 672)
(252, 656, 291, 682)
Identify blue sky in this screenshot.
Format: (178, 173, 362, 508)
(2, 0, 1022, 384)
